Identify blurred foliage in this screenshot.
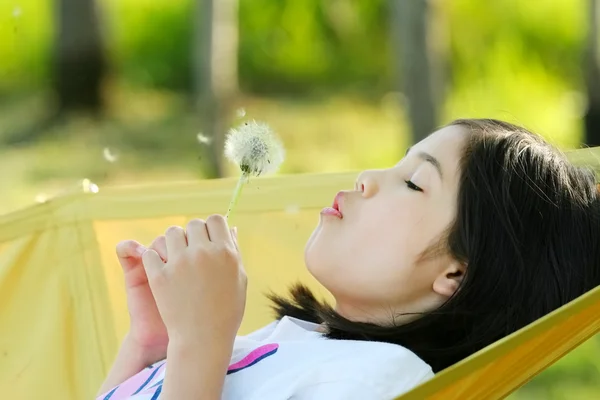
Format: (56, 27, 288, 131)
(104, 0, 194, 90)
(238, 0, 391, 95)
(0, 0, 599, 397)
(0, 0, 588, 147)
(0, 0, 52, 93)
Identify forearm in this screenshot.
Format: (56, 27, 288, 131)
(96, 334, 164, 396)
(160, 336, 234, 400)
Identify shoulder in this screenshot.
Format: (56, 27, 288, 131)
(229, 336, 433, 400)
(322, 339, 432, 375)
(297, 339, 434, 398)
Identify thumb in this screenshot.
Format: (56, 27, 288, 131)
(141, 249, 164, 281)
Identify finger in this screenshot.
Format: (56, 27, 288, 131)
(116, 240, 146, 259)
(116, 240, 146, 271)
(165, 225, 187, 253)
(205, 214, 233, 244)
(142, 249, 164, 280)
(186, 219, 210, 247)
(149, 235, 168, 262)
(230, 227, 239, 251)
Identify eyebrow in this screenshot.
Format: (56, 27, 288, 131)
(405, 147, 444, 180)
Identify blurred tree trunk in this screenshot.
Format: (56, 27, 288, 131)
(54, 0, 106, 113)
(584, 0, 600, 146)
(194, 0, 239, 178)
(428, 0, 450, 115)
(391, 0, 439, 144)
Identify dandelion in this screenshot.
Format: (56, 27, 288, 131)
(103, 147, 118, 163)
(224, 120, 285, 219)
(196, 132, 211, 145)
(236, 108, 246, 118)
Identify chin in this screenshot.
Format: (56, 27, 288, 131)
(304, 232, 320, 277)
(304, 227, 337, 282)
(304, 220, 322, 260)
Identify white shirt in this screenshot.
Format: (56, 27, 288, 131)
(98, 316, 434, 400)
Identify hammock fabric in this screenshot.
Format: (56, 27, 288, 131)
(0, 147, 599, 400)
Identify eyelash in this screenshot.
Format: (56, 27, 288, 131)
(405, 180, 423, 192)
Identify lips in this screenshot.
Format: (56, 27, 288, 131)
(332, 192, 344, 216)
(320, 191, 344, 218)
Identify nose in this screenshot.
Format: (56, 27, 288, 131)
(355, 170, 380, 198)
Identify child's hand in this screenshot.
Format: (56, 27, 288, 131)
(141, 215, 246, 345)
(116, 237, 169, 363)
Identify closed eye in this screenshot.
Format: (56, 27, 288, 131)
(405, 180, 423, 192)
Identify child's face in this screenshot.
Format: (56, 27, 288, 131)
(304, 125, 468, 323)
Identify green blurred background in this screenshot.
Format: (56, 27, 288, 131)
(1, 0, 599, 398)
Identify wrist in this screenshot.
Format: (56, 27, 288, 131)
(168, 332, 234, 364)
(122, 333, 166, 367)
(162, 334, 234, 400)
(168, 323, 238, 347)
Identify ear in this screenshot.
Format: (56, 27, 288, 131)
(432, 261, 466, 298)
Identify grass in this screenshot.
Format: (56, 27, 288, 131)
(0, 88, 412, 214)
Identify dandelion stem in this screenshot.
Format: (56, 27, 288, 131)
(225, 171, 249, 220)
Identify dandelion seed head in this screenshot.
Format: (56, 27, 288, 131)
(236, 108, 246, 118)
(224, 120, 284, 176)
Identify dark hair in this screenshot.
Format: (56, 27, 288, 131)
(267, 118, 600, 373)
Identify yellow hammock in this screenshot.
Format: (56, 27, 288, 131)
(0, 147, 599, 400)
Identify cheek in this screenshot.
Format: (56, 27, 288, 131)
(340, 203, 436, 293)
(352, 202, 422, 256)
(304, 196, 444, 299)
(306, 205, 420, 296)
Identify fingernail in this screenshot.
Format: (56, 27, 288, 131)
(232, 227, 238, 240)
(136, 246, 147, 255)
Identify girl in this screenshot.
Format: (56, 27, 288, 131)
(96, 119, 600, 400)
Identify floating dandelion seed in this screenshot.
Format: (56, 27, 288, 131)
(12, 7, 21, 18)
(82, 179, 99, 194)
(35, 193, 48, 204)
(224, 120, 285, 219)
(236, 108, 246, 118)
(196, 132, 211, 145)
(285, 204, 300, 214)
(103, 147, 118, 163)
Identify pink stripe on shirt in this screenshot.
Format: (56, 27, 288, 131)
(97, 361, 165, 400)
